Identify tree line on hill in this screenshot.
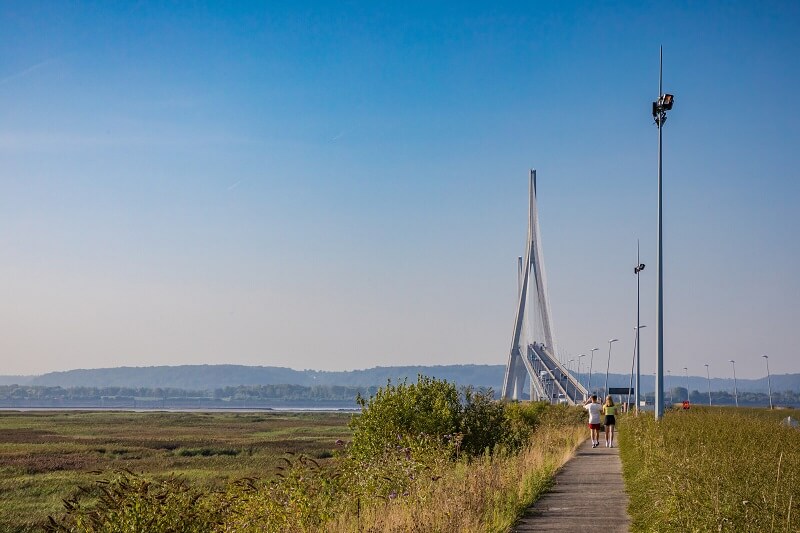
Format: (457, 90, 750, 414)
(0, 384, 382, 408)
(1, 364, 504, 390)
(2, 383, 797, 408)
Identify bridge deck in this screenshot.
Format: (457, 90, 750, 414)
(513, 438, 630, 532)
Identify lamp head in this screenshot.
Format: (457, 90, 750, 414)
(652, 93, 674, 125)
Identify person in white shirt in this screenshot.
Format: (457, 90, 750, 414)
(583, 395, 603, 448)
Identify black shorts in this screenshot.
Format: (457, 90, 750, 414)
(604, 415, 616, 426)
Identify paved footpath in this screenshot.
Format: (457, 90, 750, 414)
(513, 439, 630, 532)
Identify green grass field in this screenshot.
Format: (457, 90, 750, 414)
(0, 410, 352, 532)
(619, 407, 800, 532)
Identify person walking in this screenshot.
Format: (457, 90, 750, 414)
(603, 395, 618, 448)
(583, 395, 603, 448)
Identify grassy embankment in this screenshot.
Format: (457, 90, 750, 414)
(0, 411, 352, 531)
(619, 406, 800, 532)
(328, 422, 584, 532)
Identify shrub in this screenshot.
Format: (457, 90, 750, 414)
(459, 386, 509, 456)
(45, 471, 224, 533)
(348, 375, 461, 460)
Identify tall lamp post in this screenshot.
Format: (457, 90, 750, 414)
(587, 347, 599, 395)
(568, 359, 575, 400)
(729, 359, 738, 407)
(628, 325, 647, 413)
(604, 338, 619, 399)
(653, 46, 674, 420)
(704, 364, 712, 406)
(667, 369, 673, 405)
(684, 367, 689, 403)
(634, 245, 646, 414)
(762, 355, 773, 409)
(577, 354, 587, 396)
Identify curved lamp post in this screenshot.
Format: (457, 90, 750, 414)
(683, 367, 689, 402)
(577, 354, 587, 396)
(667, 369, 673, 405)
(729, 359, 738, 407)
(763, 355, 773, 409)
(587, 347, 599, 396)
(604, 339, 619, 399)
(704, 364, 712, 406)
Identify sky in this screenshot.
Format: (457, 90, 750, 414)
(1, 1, 798, 380)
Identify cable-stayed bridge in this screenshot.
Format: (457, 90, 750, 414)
(502, 170, 587, 405)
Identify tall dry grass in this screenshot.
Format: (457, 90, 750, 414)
(620, 407, 800, 532)
(327, 424, 585, 533)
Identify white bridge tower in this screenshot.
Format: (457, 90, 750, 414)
(502, 170, 586, 404)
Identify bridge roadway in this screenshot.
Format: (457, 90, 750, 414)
(523, 343, 588, 405)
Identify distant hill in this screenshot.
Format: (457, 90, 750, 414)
(0, 375, 34, 386)
(1, 365, 797, 395)
(17, 364, 507, 391)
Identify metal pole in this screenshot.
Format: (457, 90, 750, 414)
(667, 370, 673, 405)
(568, 359, 574, 401)
(730, 359, 738, 407)
(763, 355, 773, 409)
(704, 364, 712, 406)
(655, 46, 665, 420)
(627, 330, 636, 412)
(636, 240, 642, 414)
(684, 367, 689, 403)
(588, 348, 598, 395)
(605, 339, 618, 399)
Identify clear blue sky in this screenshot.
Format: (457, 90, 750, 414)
(1, 1, 798, 379)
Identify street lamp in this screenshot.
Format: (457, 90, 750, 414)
(634, 243, 646, 415)
(568, 359, 575, 400)
(605, 339, 619, 399)
(729, 359, 738, 407)
(704, 364, 712, 406)
(627, 325, 647, 414)
(763, 355, 773, 409)
(684, 367, 689, 402)
(588, 347, 599, 395)
(667, 369, 673, 405)
(653, 46, 674, 421)
(577, 354, 587, 396)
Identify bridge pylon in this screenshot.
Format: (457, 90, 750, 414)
(502, 170, 587, 404)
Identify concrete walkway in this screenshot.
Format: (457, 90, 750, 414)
(513, 438, 630, 532)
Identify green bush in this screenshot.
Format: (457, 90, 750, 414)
(460, 386, 510, 456)
(348, 375, 461, 460)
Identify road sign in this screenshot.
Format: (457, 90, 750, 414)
(682, 401, 690, 409)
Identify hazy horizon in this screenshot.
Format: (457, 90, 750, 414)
(2, 3, 798, 380)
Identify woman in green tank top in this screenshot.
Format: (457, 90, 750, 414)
(603, 396, 618, 448)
